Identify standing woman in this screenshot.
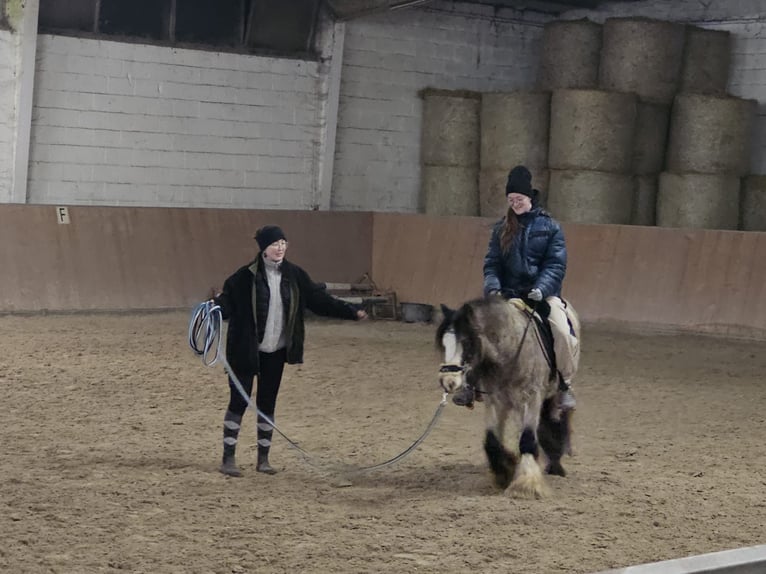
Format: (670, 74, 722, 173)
(214, 225, 367, 477)
(452, 165, 580, 410)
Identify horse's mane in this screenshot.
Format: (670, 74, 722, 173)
(436, 297, 527, 363)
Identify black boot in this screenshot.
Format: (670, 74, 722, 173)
(220, 447, 242, 477)
(452, 383, 475, 407)
(220, 410, 243, 477)
(257, 448, 277, 475)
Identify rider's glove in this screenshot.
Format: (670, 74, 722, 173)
(527, 288, 543, 302)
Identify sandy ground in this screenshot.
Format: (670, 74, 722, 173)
(1, 311, 765, 574)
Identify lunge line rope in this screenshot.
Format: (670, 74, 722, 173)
(188, 300, 447, 474)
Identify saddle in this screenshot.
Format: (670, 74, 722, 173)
(508, 298, 558, 380)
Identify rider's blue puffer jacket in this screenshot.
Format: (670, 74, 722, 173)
(483, 206, 567, 299)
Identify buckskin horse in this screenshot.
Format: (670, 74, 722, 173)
(436, 296, 579, 498)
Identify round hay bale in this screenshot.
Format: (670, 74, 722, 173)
(742, 175, 766, 231)
(479, 167, 549, 218)
(421, 91, 480, 167)
(549, 89, 637, 173)
(538, 19, 602, 90)
(666, 93, 757, 175)
(599, 18, 685, 104)
(480, 91, 550, 170)
(632, 175, 657, 226)
(547, 169, 634, 224)
(423, 165, 479, 216)
(680, 26, 731, 95)
(632, 103, 670, 175)
(657, 172, 740, 230)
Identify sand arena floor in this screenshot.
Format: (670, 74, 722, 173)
(1, 311, 765, 574)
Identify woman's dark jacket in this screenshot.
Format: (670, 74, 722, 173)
(483, 206, 567, 299)
(214, 256, 357, 378)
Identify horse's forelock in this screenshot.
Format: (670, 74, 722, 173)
(435, 310, 454, 351)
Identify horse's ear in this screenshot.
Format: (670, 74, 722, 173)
(440, 304, 454, 321)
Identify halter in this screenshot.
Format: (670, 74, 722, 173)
(439, 364, 465, 373)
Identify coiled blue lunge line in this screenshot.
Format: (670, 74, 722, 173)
(188, 300, 447, 474)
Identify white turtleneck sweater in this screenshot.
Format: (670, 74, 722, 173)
(259, 256, 287, 353)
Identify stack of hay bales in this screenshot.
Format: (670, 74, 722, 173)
(547, 89, 637, 224)
(679, 26, 731, 95)
(479, 91, 551, 218)
(539, 19, 639, 225)
(542, 17, 688, 225)
(421, 89, 480, 216)
(538, 19, 602, 91)
(659, 26, 757, 230)
(598, 17, 686, 226)
(742, 176, 766, 231)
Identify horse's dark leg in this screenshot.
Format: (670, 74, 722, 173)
(484, 430, 517, 489)
(508, 397, 549, 498)
(483, 403, 517, 489)
(538, 398, 567, 477)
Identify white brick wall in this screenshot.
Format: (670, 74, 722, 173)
(29, 35, 322, 208)
(0, 30, 15, 201)
(562, 0, 766, 175)
(332, 2, 548, 212)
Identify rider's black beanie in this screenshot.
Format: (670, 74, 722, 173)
(505, 165, 534, 199)
(254, 225, 287, 251)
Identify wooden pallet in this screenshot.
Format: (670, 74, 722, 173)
(322, 279, 398, 320)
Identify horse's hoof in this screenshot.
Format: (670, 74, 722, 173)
(546, 461, 566, 477)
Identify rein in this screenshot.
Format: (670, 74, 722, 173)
(189, 300, 448, 476)
(510, 300, 538, 365)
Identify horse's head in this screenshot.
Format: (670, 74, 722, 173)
(435, 303, 476, 394)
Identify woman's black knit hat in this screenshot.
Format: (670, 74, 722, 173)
(505, 165, 534, 199)
(254, 225, 287, 251)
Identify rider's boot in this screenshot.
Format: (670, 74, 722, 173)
(452, 383, 475, 407)
(557, 373, 576, 412)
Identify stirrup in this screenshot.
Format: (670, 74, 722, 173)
(559, 389, 576, 412)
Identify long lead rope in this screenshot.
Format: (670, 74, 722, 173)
(188, 301, 448, 474)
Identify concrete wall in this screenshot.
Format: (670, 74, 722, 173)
(332, 2, 547, 212)
(1, 0, 765, 209)
(0, 29, 15, 200)
(29, 35, 322, 209)
(562, 0, 766, 175)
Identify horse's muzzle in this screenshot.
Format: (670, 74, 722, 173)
(439, 364, 465, 393)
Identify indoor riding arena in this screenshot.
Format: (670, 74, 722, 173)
(1, 1, 765, 573)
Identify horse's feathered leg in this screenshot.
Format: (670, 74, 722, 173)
(483, 403, 517, 489)
(508, 398, 550, 499)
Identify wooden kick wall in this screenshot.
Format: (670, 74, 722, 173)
(371, 213, 766, 340)
(0, 205, 373, 313)
(2, 205, 766, 339)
